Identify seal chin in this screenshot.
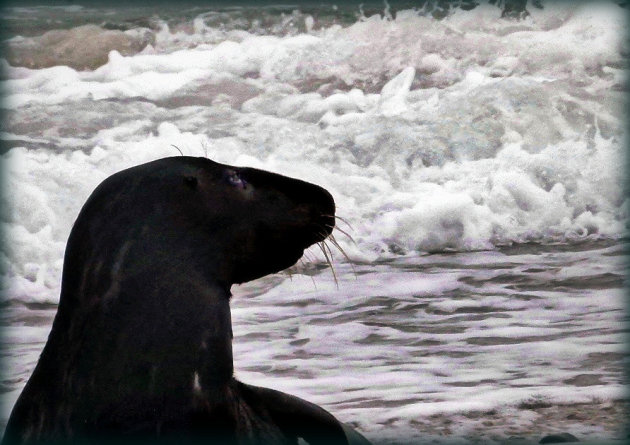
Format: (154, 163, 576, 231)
(233, 244, 305, 284)
(271, 247, 306, 274)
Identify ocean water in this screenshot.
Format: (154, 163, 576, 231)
(0, 1, 628, 443)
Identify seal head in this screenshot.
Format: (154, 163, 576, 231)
(68, 156, 336, 291)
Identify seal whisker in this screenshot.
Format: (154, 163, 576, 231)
(321, 214, 354, 232)
(321, 239, 341, 288)
(321, 237, 334, 259)
(306, 266, 318, 290)
(301, 250, 316, 263)
(319, 214, 356, 245)
(328, 234, 350, 263)
(201, 140, 209, 158)
(301, 250, 323, 290)
(170, 144, 184, 156)
(296, 255, 319, 289)
(328, 234, 357, 279)
(332, 225, 356, 245)
(335, 215, 355, 231)
(317, 241, 338, 287)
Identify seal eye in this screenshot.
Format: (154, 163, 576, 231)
(183, 176, 198, 189)
(226, 170, 246, 190)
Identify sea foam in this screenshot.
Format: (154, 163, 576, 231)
(0, 2, 627, 303)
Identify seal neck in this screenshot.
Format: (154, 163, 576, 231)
(43, 241, 237, 405)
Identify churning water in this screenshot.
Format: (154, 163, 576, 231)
(0, 2, 627, 443)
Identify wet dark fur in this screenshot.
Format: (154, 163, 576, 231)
(3, 157, 367, 445)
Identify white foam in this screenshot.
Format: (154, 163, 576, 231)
(0, 2, 626, 296)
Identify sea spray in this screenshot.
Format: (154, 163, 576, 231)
(1, 2, 626, 297)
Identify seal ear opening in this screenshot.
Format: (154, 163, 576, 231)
(184, 176, 198, 189)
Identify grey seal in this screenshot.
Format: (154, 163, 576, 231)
(3, 157, 369, 445)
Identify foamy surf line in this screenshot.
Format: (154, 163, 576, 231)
(1, 1, 627, 304)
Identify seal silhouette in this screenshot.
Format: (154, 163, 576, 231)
(3, 157, 369, 445)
